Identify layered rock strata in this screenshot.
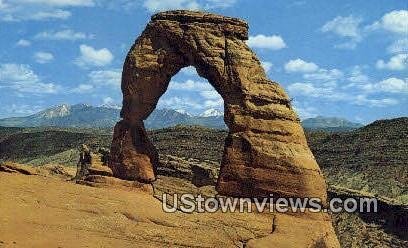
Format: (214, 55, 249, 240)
(110, 10, 328, 202)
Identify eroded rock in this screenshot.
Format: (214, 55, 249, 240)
(157, 154, 219, 187)
(110, 10, 328, 202)
(78, 175, 153, 194)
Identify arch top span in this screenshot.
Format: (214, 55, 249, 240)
(151, 10, 249, 39)
(109, 10, 328, 202)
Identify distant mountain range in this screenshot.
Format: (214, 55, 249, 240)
(302, 116, 363, 131)
(0, 104, 226, 129)
(0, 104, 120, 128)
(145, 108, 225, 129)
(0, 104, 363, 131)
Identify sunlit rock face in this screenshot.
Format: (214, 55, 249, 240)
(110, 10, 328, 202)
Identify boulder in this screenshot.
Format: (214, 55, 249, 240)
(87, 153, 113, 177)
(191, 163, 218, 187)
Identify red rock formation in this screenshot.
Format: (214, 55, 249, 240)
(109, 10, 328, 202)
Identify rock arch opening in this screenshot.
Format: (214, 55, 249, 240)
(152, 66, 226, 128)
(146, 66, 227, 187)
(109, 10, 328, 201)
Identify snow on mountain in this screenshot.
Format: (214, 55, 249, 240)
(302, 116, 363, 130)
(199, 108, 224, 117)
(100, 103, 122, 110)
(37, 104, 71, 119)
(175, 109, 192, 116)
(0, 105, 226, 129)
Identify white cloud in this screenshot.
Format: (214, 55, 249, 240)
(34, 51, 54, 64)
(29, 9, 71, 20)
(200, 90, 221, 100)
(166, 78, 223, 109)
(303, 68, 344, 81)
(143, 0, 199, 12)
(346, 67, 407, 95)
(285, 59, 344, 100)
(0, 64, 38, 82)
(321, 15, 362, 49)
(321, 15, 362, 38)
(261, 61, 273, 73)
(387, 39, 408, 54)
(75, 44, 113, 68)
(284, 59, 343, 82)
(377, 77, 408, 94)
(247, 35, 287, 50)
(204, 0, 236, 9)
(0, 0, 94, 21)
(368, 10, 408, 35)
(287, 82, 334, 98)
(88, 69, 121, 87)
(169, 79, 213, 91)
(158, 79, 224, 111)
(284, 59, 318, 73)
(70, 69, 121, 93)
(100, 0, 138, 10)
(1, 7, 71, 21)
(292, 101, 318, 120)
(0, 104, 44, 118)
(158, 95, 223, 111)
(287, 81, 399, 108)
(102, 96, 115, 105)
(334, 41, 358, 50)
(16, 39, 31, 47)
(0, 0, 7, 9)
(180, 66, 198, 76)
(347, 66, 369, 83)
(204, 98, 223, 109)
(0, 63, 60, 94)
(158, 96, 202, 110)
(353, 95, 398, 107)
(35, 29, 92, 40)
(321, 10, 408, 50)
(287, 65, 404, 109)
(142, 0, 235, 12)
(3, 0, 236, 20)
(376, 54, 408, 71)
(288, 82, 348, 102)
(71, 83, 94, 93)
(13, 0, 94, 7)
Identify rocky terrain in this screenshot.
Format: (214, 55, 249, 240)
(0, 119, 407, 204)
(1, 161, 340, 248)
(0, 5, 405, 248)
(0, 127, 112, 166)
(0, 117, 407, 247)
(154, 156, 407, 248)
(307, 117, 408, 203)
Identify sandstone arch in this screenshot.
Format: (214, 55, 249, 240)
(109, 10, 327, 201)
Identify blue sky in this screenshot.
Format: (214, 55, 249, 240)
(0, 0, 407, 123)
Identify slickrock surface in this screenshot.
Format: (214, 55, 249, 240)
(110, 10, 328, 202)
(0, 161, 75, 178)
(0, 170, 339, 248)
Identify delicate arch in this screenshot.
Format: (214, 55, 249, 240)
(109, 10, 327, 201)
